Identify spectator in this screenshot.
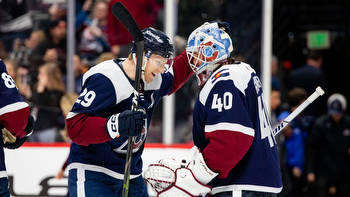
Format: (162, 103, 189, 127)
(77, 0, 110, 65)
(270, 84, 282, 126)
(15, 64, 32, 100)
(106, 0, 160, 57)
(63, 54, 85, 94)
(289, 50, 327, 117)
(10, 30, 46, 67)
(29, 18, 67, 75)
(306, 93, 350, 197)
(271, 55, 282, 93)
(30, 62, 65, 142)
(48, 3, 67, 21)
(96, 52, 116, 65)
(277, 88, 309, 197)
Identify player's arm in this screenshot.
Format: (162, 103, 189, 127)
(200, 80, 254, 179)
(0, 59, 34, 149)
(168, 51, 193, 94)
(66, 74, 145, 146)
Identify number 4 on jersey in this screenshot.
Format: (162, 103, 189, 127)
(211, 92, 233, 112)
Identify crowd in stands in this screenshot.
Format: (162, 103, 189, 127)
(0, 1, 349, 197)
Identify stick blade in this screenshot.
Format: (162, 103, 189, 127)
(111, 2, 144, 42)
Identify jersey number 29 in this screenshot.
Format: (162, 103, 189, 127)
(76, 88, 96, 107)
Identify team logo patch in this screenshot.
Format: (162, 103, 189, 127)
(211, 68, 229, 83)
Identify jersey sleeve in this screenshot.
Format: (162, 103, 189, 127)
(0, 59, 30, 138)
(66, 73, 116, 146)
(169, 51, 193, 94)
(201, 79, 254, 179)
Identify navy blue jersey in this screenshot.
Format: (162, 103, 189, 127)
(0, 59, 30, 177)
(66, 52, 192, 179)
(192, 62, 282, 194)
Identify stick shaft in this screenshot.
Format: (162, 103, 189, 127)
(111, 3, 145, 197)
(272, 87, 324, 136)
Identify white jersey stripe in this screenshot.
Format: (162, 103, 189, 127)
(0, 102, 28, 116)
(233, 190, 242, 197)
(0, 171, 7, 178)
(66, 112, 78, 119)
(205, 122, 255, 137)
(82, 60, 134, 104)
(77, 167, 85, 197)
(68, 162, 141, 180)
(211, 184, 283, 194)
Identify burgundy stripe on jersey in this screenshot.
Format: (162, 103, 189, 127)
(0, 106, 30, 138)
(203, 130, 253, 179)
(67, 113, 110, 146)
(169, 51, 194, 94)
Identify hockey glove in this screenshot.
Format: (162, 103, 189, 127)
(144, 147, 218, 197)
(3, 115, 35, 149)
(106, 108, 146, 139)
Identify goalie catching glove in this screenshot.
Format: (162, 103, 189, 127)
(144, 146, 218, 197)
(106, 108, 146, 139)
(2, 115, 35, 149)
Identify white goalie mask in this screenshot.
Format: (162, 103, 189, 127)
(186, 22, 233, 85)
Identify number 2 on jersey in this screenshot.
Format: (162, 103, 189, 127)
(76, 88, 96, 107)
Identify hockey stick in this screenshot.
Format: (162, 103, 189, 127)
(272, 86, 325, 136)
(111, 2, 144, 197)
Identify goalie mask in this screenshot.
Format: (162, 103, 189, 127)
(186, 22, 233, 85)
(132, 27, 175, 82)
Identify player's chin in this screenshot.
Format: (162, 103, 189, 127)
(145, 74, 155, 83)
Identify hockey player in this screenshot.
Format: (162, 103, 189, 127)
(144, 22, 283, 197)
(66, 27, 193, 196)
(0, 59, 34, 196)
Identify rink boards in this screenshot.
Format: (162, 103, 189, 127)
(4, 143, 192, 196)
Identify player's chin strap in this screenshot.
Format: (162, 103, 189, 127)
(133, 51, 151, 84)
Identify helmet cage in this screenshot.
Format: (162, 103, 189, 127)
(186, 22, 233, 75)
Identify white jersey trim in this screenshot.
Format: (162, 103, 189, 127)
(77, 167, 85, 197)
(205, 122, 255, 137)
(0, 102, 28, 116)
(66, 112, 78, 119)
(0, 171, 7, 178)
(199, 62, 255, 106)
(68, 162, 141, 180)
(82, 60, 134, 104)
(211, 184, 283, 194)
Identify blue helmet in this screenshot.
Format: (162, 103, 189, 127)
(140, 27, 174, 59)
(186, 22, 233, 75)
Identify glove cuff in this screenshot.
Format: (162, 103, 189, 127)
(188, 147, 218, 184)
(106, 114, 120, 139)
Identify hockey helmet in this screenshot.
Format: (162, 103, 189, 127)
(138, 27, 175, 59)
(186, 22, 233, 75)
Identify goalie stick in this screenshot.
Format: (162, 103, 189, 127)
(272, 86, 325, 136)
(111, 2, 144, 197)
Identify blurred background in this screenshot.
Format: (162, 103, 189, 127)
(1, 0, 349, 196)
